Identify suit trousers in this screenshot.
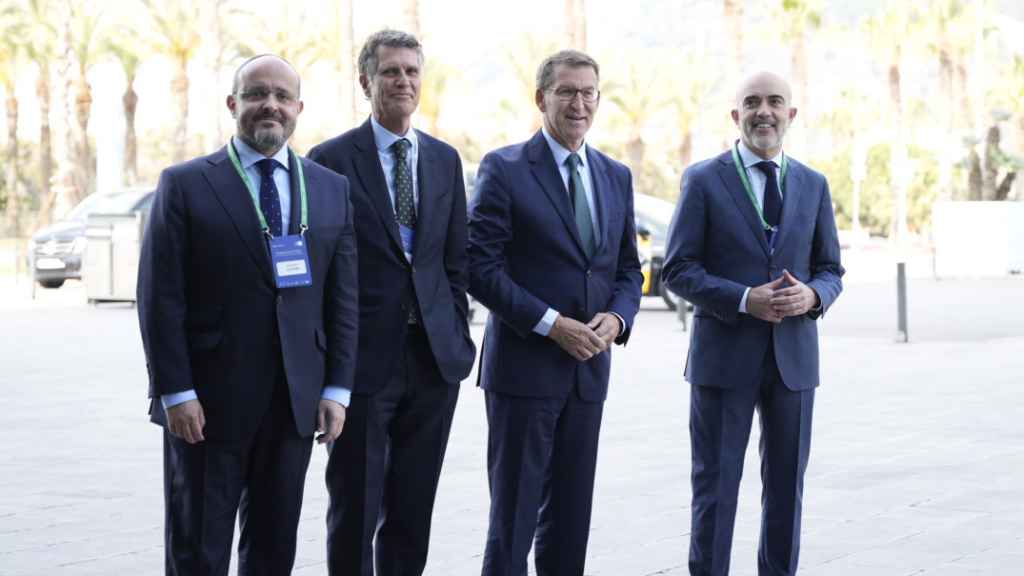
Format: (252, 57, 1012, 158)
(326, 323, 459, 576)
(162, 375, 313, 576)
(481, 388, 605, 576)
(687, 343, 815, 576)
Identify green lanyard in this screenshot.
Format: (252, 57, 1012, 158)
(731, 142, 787, 231)
(227, 140, 308, 237)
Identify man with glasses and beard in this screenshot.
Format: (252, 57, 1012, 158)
(137, 54, 358, 575)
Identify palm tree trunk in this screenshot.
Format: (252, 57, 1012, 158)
(565, 0, 586, 51)
(123, 74, 138, 185)
(172, 59, 189, 163)
(335, 0, 357, 129)
(678, 131, 693, 171)
(982, 125, 1000, 201)
(37, 62, 53, 223)
(4, 93, 19, 235)
(73, 75, 92, 202)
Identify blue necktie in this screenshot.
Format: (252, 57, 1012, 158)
(257, 158, 283, 237)
(754, 160, 781, 229)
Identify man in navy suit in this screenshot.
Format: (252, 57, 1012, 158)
(137, 54, 358, 575)
(308, 30, 476, 576)
(468, 50, 643, 576)
(662, 71, 844, 576)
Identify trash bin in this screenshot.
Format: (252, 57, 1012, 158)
(83, 213, 144, 304)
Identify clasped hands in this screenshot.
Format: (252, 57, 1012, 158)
(746, 269, 819, 324)
(548, 312, 621, 361)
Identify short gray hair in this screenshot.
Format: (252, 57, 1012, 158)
(536, 50, 600, 92)
(358, 29, 424, 78)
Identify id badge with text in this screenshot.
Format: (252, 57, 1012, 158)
(269, 234, 313, 288)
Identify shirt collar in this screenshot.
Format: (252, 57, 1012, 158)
(371, 116, 418, 154)
(736, 139, 783, 169)
(232, 136, 290, 172)
(542, 126, 588, 171)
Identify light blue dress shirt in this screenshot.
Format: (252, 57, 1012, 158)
(162, 138, 351, 410)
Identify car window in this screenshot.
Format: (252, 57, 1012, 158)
(66, 190, 153, 220)
(64, 194, 109, 222)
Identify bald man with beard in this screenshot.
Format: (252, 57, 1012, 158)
(662, 71, 844, 576)
(138, 54, 358, 575)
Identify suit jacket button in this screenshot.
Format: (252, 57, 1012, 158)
(586, 269, 592, 277)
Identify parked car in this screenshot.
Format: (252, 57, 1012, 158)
(27, 188, 154, 289)
(634, 192, 687, 311)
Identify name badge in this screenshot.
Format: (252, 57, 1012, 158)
(269, 234, 313, 288)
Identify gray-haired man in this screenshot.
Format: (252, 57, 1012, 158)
(309, 30, 476, 576)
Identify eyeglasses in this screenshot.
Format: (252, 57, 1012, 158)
(549, 87, 600, 103)
(239, 87, 297, 105)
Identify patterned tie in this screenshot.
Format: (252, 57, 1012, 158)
(754, 160, 781, 229)
(392, 139, 416, 228)
(567, 153, 595, 257)
(256, 158, 283, 237)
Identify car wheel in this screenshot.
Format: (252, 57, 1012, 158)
(39, 279, 65, 289)
(660, 277, 680, 311)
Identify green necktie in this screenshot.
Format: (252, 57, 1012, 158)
(567, 152, 595, 257)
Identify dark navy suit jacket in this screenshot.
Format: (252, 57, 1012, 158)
(308, 120, 476, 392)
(468, 131, 643, 401)
(137, 146, 360, 441)
(662, 149, 844, 391)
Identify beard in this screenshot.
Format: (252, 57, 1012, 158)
(238, 115, 292, 156)
(250, 127, 285, 154)
(745, 120, 786, 153)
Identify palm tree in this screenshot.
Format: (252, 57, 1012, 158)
(416, 60, 451, 139)
(105, 34, 141, 185)
(234, 4, 321, 75)
(67, 1, 104, 202)
(497, 35, 557, 139)
(1, 1, 24, 234)
(565, 0, 586, 51)
(666, 55, 714, 173)
(23, 0, 58, 226)
(779, 0, 823, 154)
(923, 0, 979, 199)
(605, 61, 660, 179)
(141, 0, 202, 164)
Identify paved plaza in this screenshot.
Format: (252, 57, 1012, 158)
(1, 270, 1023, 575)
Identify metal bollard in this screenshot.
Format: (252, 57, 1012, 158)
(895, 262, 908, 343)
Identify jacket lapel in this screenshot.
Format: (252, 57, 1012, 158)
(772, 158, 803, 252)
(202, 146, 275, 286)
(716, 152, 770, 257)
(586, 148, 611, 255)
(412, 131, 441, 261)
(351, 120, 404, 256)
(287, 149, 302, 234)
(527, 131, 586, 257)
